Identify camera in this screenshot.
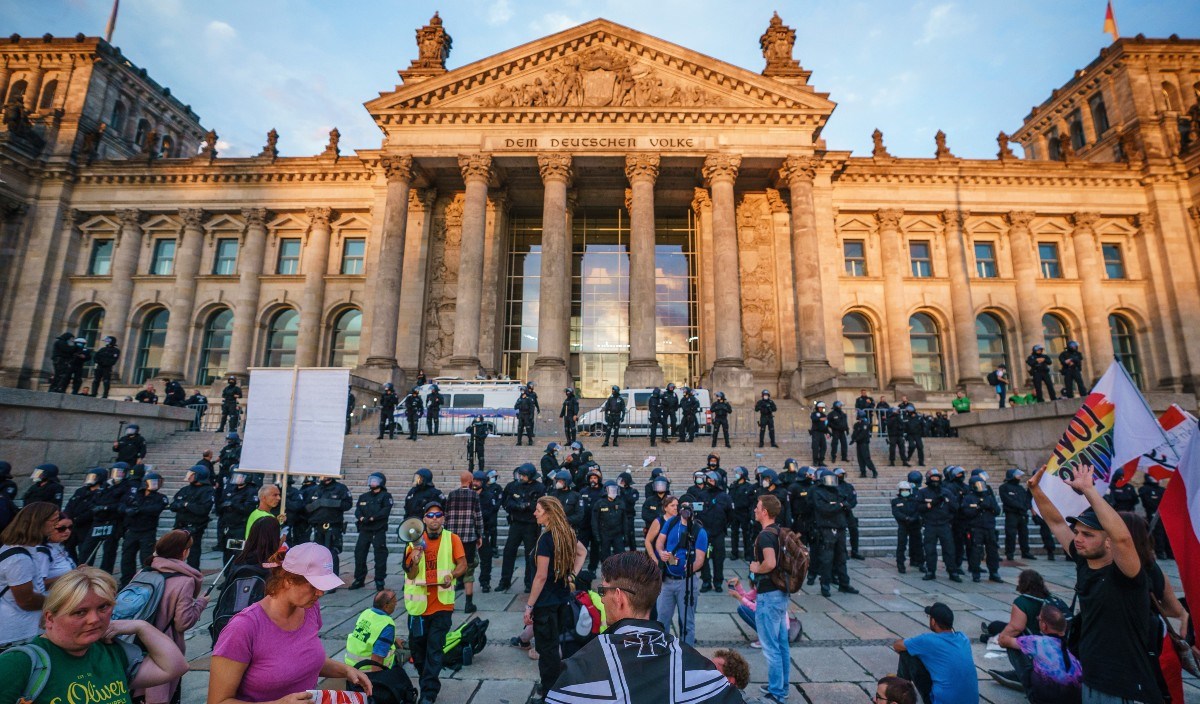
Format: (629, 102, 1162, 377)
(679, 505, 694, 520)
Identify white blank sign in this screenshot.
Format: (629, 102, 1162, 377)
(238, 367, 349, 478)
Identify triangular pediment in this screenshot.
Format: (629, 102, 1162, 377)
(367, 19, 835, 126)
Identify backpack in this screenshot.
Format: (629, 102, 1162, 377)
(208, 564, 268, 645)
(765, 526, 810, 594)
(346, 659, 417, 704)
(565, 590, 602, 641)
(441, 616, 489, 671)
(13, 639, 144, 703)
(112, 569, 187, 641)
(986, 370, 1000, 386)
(0, 547, 35, 599)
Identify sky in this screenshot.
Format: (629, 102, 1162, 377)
(5, 1, 1197, 158)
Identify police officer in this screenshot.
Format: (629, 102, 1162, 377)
(641, 471, 670, 536)
(351, 472, 393, 591)
(890, 481, 923, 574)
(91, 336, 120, 398)
(560, 387, 579, 444)
(475, 470, 503, 592)
(162, 377, 186, 407)
(777, 458, 799, 489)
(758, 468, 790, 530)
(680, 470, 709, 525)
(946, 466, 970, 571)
(0, 461, 14, 503)
(648, 387, 667, 447)
(999, 469, 1035, 561)
(1059, 340, 1086, 398)
(119, 471, 169, 587)
(23, 463, 64, 507)
(828, 401, 850, 463)
(600, 385, 626, 447)
(754, 390, 778, 448)
(886, 409, 907, 467)
(579, 466, 606, 570)
(851, 411, 877, 478)
(217, 470, 257, 563)
(1026, 344, 1057, 402)
(854, 389, 875, 423)
(617, 471, 639, 551)
(525, 380, 541, 416)
(184, 389, 209, 429)
(962, 474, 1002, 583)
(679, 387, 701, 442)
(404, 469, 445, 520)
(566, 441, 593, 488)
(498, 463, 544, 592)
(899, 408, 922, 466)
(346, 387, 356, 435)
(786, 466, 816, 546)
(218, 375, 243, 432)
(64, 338, 91, 395)
(663, 382, 680, 440)
(918, 468, 961, 581)
(49, 332, 76, 393)
(307, 475, 353, 579)
(811, 469, 858, 597)
(59, 468, 99, 559)
(425, 383, 444, 435)
(113, 423, 148, 466)
(540, 442, 562, 484)
(592, 480, 626, 563)
(170, 465, 215, 570)
(1105, 470, 1140, 512)
(84, 464, 134, 572)
(728, 467, 755, 560)
(403, 387, 424, 441)
(292, 476, 319, 545)
(835, 468, 864, 560)
(710, 391, 732, 448)
(1139, 475, 1170, 559)
(549, 470, 585, 533)
(698, 471, 732, 592)
(378, 383, 400, 439)
(809, 401, 830, 466)
(215, 431, 241, 506)
(514, 387, 536, 446)
(467, 415, 488, 472)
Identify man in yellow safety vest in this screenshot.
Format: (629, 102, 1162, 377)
(345, 589, 401, 668)
(403, 497, 467, 704)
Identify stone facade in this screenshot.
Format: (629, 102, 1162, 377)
(0, 19, 1198, 407)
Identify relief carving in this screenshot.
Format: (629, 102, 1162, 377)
(735, 195, 779, 372)
(422, 194, 465, 371)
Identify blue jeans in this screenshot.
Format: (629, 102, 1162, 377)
(656, 575, 698, 646)
(737, 604, 756, 631)
(755, 589, 790, 699)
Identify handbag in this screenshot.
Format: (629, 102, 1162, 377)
(348, 659, 417, 704)
(1151, 594, 1200, 677)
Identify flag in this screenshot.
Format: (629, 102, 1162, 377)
(104, 0, 119, 43)
(1159, 430, 1200, 615)
(1103, 1, 1119, 42)
(1118, 404, 1197, 482)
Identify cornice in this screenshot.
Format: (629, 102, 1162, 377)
(835, 158, 1144, 188)
(73, 157, 373, 186)
(375, 108, 825, 127)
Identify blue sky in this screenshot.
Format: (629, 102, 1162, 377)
(7, 1, 1197, 158)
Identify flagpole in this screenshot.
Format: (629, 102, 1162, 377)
(104, 0, 120, 43)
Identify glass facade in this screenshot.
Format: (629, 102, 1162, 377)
(135, 308, 169, 384)
(198, 309, 233, 384)
(329, 309, 362, 367)
(1109, 314, 1142, 389)
(264, 309, 299, 367)
(909, 313, 945, 391)
(841, 313, 876, 377)
(975, 312, 1008, 377)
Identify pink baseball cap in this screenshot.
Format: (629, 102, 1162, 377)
(268, 542, 344, 591)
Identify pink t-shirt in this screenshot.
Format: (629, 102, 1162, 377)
(213, 602, 327, 702)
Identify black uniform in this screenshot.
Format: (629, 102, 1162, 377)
(786, 478, 816, 546)
(119, 489, 169, 586)
(515, 394, 536, 445)
(811, 484, 850, 591)
(662, 386, 680, 439)
(477, 481, 503, 588)
(648, 391, 667, 446)
(699, 486, 732, 586)
(641, 490, 669, 536)
(754, 396, 777, 447)
(618, 473, 639, 551)
(761, 483, 790, 530)
(163, 380, 186, 407)
(218, 381, 243, 432)
(851, 419, 877, 478)
(170, 482, 215, 570)
(215, 440, 241, 506)
(346, 390, 355, 435)
(886, 412, 907, 466)
(890, 491, 924, 572)
(80, 480, 132, 572)
(729, 477, 756, 559)
(113, 433, 148, 466)
(918, 483, 959, 579)
(560, 392, 579, 444)
(998, 479, 1033, 560)
(1139, 480, 1170, 559)
(902, 412, 925, 466)
(65, 344, 91, 395)
(425, 388, 443, 435)
(378, 389, 400, 439)
(947, 476, 970, 570)
(1059, 347, 1086, 398)
(962, 488, 1001, 580)
(467, 418, 488, 472)
(591, 494, 626, 563)
(353, 487, 394, 589)
(65, 484, 102, 560)
(307, 478, 353, 575)
(499, 478, 544, 590)
(579, 481, 606, 570)
(679, 392, 700, 442)
(91, 343, 120, 398)
(1106, 482, 1139, 512)
(22, 479, 64, 508)
(216, 482, 257, 562)
(1026, 350, 1057, 402)
(294, 479, 319, 545)
(404, 484, 446, 521)
(809, 410, 829, 465)
(540, 450, 562, 485)
(550, 485, 585, 533)
(600, 391, 626, 447)
(403, 392, 423, 440)
(710, 398, 732, 448)
(837, 477, 862, 559)
(49, 333, 75, 393)
(828, 406, 850, 462)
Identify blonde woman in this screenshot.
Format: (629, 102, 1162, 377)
(525, 496, 579, 697)
(0, 566, 187, 703)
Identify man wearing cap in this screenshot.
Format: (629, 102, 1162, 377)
(560, 386, 580, 444)
(351, 472, 394, 591)
(119, 471, 169, 587)
(404, 497, 467, 704)
(1029, 464, 1162, 703)
(892, 602, 978, 704)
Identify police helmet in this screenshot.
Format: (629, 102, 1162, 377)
(972, 469, 990, 482)
(733, 466, 748, 479)
(383, 382, 394, 389)
(226, 431, 239, 441)
(651, 387, 661, 396)
(564, 387, 575, 395)
(431, 383, 439, 391)
(761, 389, 770, 397)
(652, 477, 669, 493)
(693, 471, 707, 485)
(898, 480, 914, 491)
(760, 468, 778, 486)
(83, 467, 107, 486)
(1033, 344, 1044, 352)
(546, 442, 561, 454)
(611, 385, 620, 394)
(1005, 468, 1024, 481)
(818, 469, 837, 487)
(414, 468, 433, 485)
(682, 386, 691, 394)
(605, 480, 620, 498)
(650, 467, 664, 479)
(185, 465, 210, 485)
(926, 468, 943, 483)
(1067, 340, 1079, 349)
(144, 472, 162, 491)
(1144, 474, 1159, 485)
(856, 409, 868, 420)
(800, 466, 815, 480)
(231, 471, 247, 486)
(486, 469, 498, 483)
(707, 453, 720, 466)
(906, 470, 923, 486)
(0, 460, 9, 479)
(103, 336, 116, 345)
(126, 423, 140, 433)
(1110, 468, 1124, 485)
(553, 470, 572, 486)
(705, 470, 721, 484)
(75, 337, 87, 345)
(475, 415, 485, 423)
(110, 461, 130, 482)
(716, 391, 726, 400)
(586, 466, 603, 483)
(833, 400, 843, 408)
(948, 466, 965, 480)
(526, 381, 536, 389)
(31, 463, 58, 482)
(472, 470, 487, 483)
(368, 472, 386, 489)
(516, 463, 538, 480)
(410, 387, 420, 395)
(832, 467, 846, 477)
(618, 471, 633, 487)
(971, 478, 987, 493)
(815, 401, 826, 409)
(570, 441, 583, 452)
(783, 458, 798, 472)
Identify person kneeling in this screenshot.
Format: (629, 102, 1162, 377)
(996, 603, 1081, 704)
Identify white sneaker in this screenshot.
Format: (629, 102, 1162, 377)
(750, 640, 763, 649)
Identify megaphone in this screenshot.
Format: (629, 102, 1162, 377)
(396, 517, 425, 543)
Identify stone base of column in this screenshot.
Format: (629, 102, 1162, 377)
(357, 360, 405, 389)
(157, 369, 185, 382)
(0, 366, 41, 389)
(887, 377, 923, 400)
(529, 358, 571, 396)
(957, 378, 993, 405)
(788, 361, 838, 400)
(710, 359, 754, 405)
(442, 356, 483, 380)
(622, 358, 663, 390)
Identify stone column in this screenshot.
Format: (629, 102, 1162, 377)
(876, 209, 915, 389)
(445, 154, 493, 377)
(0, 59, 11, 106)
(529, 153, 573, 392)
(296, 207, 333, 368)
(941, 209, 987, 394)
(702, 154, 753, 401)
(364, 155, 414, 372)
(1070, 212, 1115, 376)
(1006, 211, 1044, 383)
(157, 208, 205, 380)
(1132, 212, 1184, 391)
(102, 209, 144, 362)
(226, 209, 268, 380)
(780, 155, 834, 394)
(623, 154, 664, 389)
(23, 61, 44, 113)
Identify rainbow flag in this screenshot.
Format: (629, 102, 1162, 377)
(1045, 392, 1116, 482)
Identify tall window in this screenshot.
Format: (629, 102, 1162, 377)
(213, 238, 239, 275)
(277, 238, 301, 274)
(160, 134, 175, 158)
(341, 238, 365, 275)
(975, 313, 1009, 377)
(974, 242, 997, 278)
(111, 101, 127, 134)
(88, 239, 114, 276)
(197, 309, 233, 385)
(1042, 313, 1070, 389)
(37, 80, 57, 110)
(79, 308, 105, 377)
(329, 309, 362, 367)
(843, 240, 866, 276)
(1089, 93, 1110, 136)
(264, 309, 299, 367)
(1109, 314, 1142, 389)
(151, 239, 176, 275)
(1068, 110, 1086, 151)
(134, 119, 151, 149)
(6, 80, 26, 103)
(909, 313, 945, 391)
(1046, 127, 1062, 160)
(1038, 242, 1062, 279)
(841, 312, 876, 377)
(909, 241, 932, 277)
(134, 308, 169, 384)
(1102, 244, 1126, 279)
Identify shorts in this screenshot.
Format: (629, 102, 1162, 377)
(462, 541, 478, 584)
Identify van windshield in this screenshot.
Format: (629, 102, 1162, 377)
(451, 393, 485, 408)
(632, 392, 651, 408)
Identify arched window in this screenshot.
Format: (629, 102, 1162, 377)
(1162, 81, 1181, 112)
(6, 80, 27, 104)
(134, 308, 169, 384)
(79, 307, 105, 377)
(264, 309, 299, 367)
(160, 134, 175, 158)
(110, 101, 127, 133)
(909, 313, 945, 391)
(975, 313, 1009, 377)
(841, 312, 876, 377)
(1042, 313, 1071, 389)
(134, 118, 151, 149)
(198, 309, 233, 385)
(1109, 314, 1142, 389)
(37, 79, 57, 110)
(328, 309, 362, 368)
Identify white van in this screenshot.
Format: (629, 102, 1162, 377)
(576, 387, 712, 437)
(392, 378, 525, 435)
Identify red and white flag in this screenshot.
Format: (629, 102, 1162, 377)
(1159, 428, 1200, 606)
(1118, 404, 1197, 483)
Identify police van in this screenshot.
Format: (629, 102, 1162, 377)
(393, 378, 524, 435)
(576, 387, 712, 437)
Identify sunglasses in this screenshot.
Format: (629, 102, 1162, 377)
(425, 511, 444, 519)
(596, 584, 637, 597)
(54, 525, 72, 533)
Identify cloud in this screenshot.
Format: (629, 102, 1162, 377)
(204, 20, 236, 43)
(916, 2, 968, 46)
(488, 0, 513, 26)
(531, 12, 581, 34)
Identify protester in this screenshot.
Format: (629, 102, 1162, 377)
(403, 498, 467, 704)
(1122, 511, 1187, 704)
(445, 470, 483, 613)
(654, 493, 708, 646)
(136, 529, 209, 704)
(724, 577, 802, 648)
(0, 566, 188, 704)
(209, 543, 372, 704)
(227, 516, 283, 584)
(546, 551, 742, 704)
(749, 494, 791, 704)
(980, 569, 1059, 686)
(344, 589, 400, 667)
(1028, 465, 1163, 703)
(891, 602, 978, 704)
(245, 484, 281, 539)
(711, 648, 750, 691)
(0, 502, 57, 649)
(525, 496, 577, 698)
(996, 603, 1082, 704)
(643, 494, 678, 557)
(874, 676, 919, 704)
(42, 512, 76, 587)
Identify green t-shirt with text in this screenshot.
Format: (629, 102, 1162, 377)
(0, 636, 132, 704)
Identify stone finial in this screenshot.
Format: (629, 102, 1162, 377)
(198, 129, 218, 162)
(623, 154, 659, 184)
(410, 12, 452, 72)
(759, 12, 802, 78)
(997, 131, 1015, 160)
(765, 188, 788, 214)
(538, 153, 574, 184)
(80, 122, 106, 163)
(259, 128, 279, 160)
(1058, 133, 1076, 163)
(934, 130, 955, 159)
(1118, 129, 1143, 167)
(871, 129, 891, 159)
(140, 129, 160, 161)
(321, 128, 340, 160)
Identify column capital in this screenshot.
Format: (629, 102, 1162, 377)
(691, 187, 711, 213)
(1006, 211, 1035, 229)
(778, 154, 818, 184)
(624, 154, 659, 184)
(624, 188, 633, 213)
(116, 208, 142, 229)
(1071, 212, 1100, 233)
(1135, 211, 1156, 235)
(941, 209, 965, 229)
(701, 153, 741, 184)
(380, 155, 414, 183)
(179, 208, 205, 230)
(306, 206, 333, 228)
(537, 153, 573, 184)
(409, 187, 437, 213)
(457, 153, 494, 183)
(241, 208, 268, 229)
(875, 208, 903, 230)
(62, 208, 82, 232)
